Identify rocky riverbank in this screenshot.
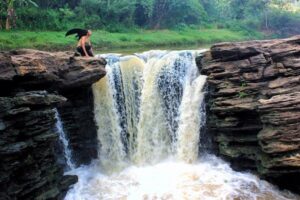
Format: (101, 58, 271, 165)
(0, 49, 106, 199)
(199, 35, 300, 193)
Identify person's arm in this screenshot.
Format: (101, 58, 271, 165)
(86, 38, 94, 57)
(81, 36, 89, 57)
(89, 40, 95, 57)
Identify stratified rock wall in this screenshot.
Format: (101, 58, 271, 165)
(200, 36, 300, 192)
(0, 49, 106, 199)
(0, 91, 78, 200)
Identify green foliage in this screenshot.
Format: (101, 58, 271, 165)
(16, 7, 81, 30)
(238, 91, 248, 98)
(267, 8, 300, 36)
(0, 29, 254, 51)
(33, 0, 80, 8)
(0, 0, 300, 37)
(134, 0, 154, 26)
(150, 0, 207, 28)
(241, 82, 248, 88)
(1, 0, 208, 30)
(200, 0, 300, 37)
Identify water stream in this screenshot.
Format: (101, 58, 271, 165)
(54, 109, 76, 170)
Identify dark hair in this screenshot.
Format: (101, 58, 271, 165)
(65, 28, 88, 40)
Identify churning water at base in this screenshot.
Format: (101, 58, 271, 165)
(66, 155, 297, 200)
(65, 50, 298, 200)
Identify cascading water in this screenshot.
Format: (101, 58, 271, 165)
(65, 50, 298, 200)
(92, 56, 128, 172)
(54, 109, 75, 170)
(177, 74, 207, 163)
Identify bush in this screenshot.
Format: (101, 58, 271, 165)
(15, 7, 103, 31)
(268, 9, 300, 37)
(105, 24, 139, 33)
(81, 15, 103, 29)
(16, 8, 69, 30)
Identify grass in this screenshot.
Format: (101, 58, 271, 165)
(0, 28, 263, 52)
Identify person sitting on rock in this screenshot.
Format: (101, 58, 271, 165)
(65, 29, 94, 57)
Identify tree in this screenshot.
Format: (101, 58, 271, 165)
(134, 0, 154, 27)
(4, 0, 38, 30)
(99, 0, 137, 26)
(77, 0, 137, 29)
(34, 0, 80, 9)
(210, 0, 232, 22)
(0, 1, 5, 29)
(261, 0, 270, 30)
(150, 0, 169, 28)
(150, 0, 206, 29)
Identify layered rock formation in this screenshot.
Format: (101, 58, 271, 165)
(0, 49, 106, 199)
(200, 36, 300, 192)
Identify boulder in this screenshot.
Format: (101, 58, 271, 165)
(0, 49, 107, 94)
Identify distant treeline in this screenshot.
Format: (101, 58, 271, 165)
(1, 0, 300, 37)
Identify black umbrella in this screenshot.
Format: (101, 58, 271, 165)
(65, 28, 88, 40)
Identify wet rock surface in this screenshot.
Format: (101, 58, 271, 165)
(0, 49, 106, 199)
(200, 36, 300, 193)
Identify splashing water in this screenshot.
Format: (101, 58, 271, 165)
(65, 50, 299, 200)
(66, 155, 297, 200)
(54, 108, 75, 170)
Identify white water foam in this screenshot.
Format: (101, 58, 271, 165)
(65, 155, 297, 200)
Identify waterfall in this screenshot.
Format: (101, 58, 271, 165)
(93, 51, 206, 166)
(92, 56, 127, 172)
(135, 51, 203, 164)
(65, 50, 298, 200)
(54, 109, 75, 170)
(119, 56, 144, 158)
(92, 55, 145, 171)
(177, 74, 207, 163)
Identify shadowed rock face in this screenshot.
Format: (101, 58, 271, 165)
(0, 50, 106, 199)
(58, 87, 99, 166)
(200, 36, 300, 193)
(0, 91, 78, 200)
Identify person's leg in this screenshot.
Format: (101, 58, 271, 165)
(87, 49, 94, 57)
(77, 47, 85, 56)
(85, 46, 94, 57)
